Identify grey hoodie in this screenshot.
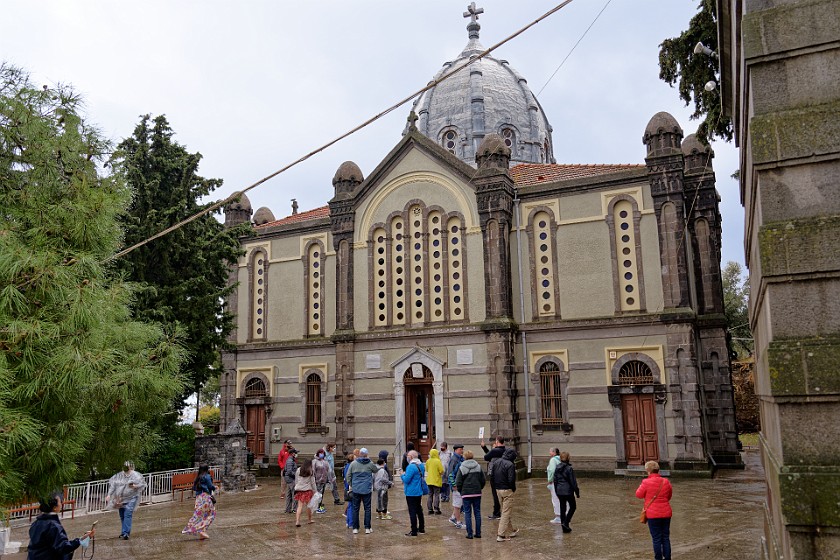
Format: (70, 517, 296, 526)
(455, 458, 486, 496)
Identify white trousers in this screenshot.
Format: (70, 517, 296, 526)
(548, 484, 563, 516)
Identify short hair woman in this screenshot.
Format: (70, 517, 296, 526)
(27, 491, 94, 559)
(636, 460, 673, 560)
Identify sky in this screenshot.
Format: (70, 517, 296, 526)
(1, 0, 745, 268)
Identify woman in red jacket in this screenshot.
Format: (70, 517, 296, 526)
(635, 460, 673, 560)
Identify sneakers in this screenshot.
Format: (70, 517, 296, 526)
(488, 514, 501, 520)
(404, 532, 417, 537)
(550, 516, 563, 524)
(455, 522, 465, 529)
(352, 529, 359, 534)
(466, 535, 473, 539)
(496, 536, 511, 542)
(510, 528, 520, 538)
(316, 506, 326, 514)
(448, 517, 458, 526)
(365, 528, 372, 534)
(562, 525, 572, 533)
(119, 534, 129, 540)
(434, 510, 442, 515)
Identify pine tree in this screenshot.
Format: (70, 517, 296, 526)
(658, 0, 732, 142)
(722, 261, 752, 358)
(110, 115, 245, 406)
(0, 64, 185, 502)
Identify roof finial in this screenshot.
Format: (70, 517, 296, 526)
(464, 2, 483, 39)
(407, 110, 419, 132)
(291, 198, 299, 215)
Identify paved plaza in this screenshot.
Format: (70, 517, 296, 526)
(5, 451, 765, 559)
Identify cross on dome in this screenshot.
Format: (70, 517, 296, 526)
(463, 3, 483, 24)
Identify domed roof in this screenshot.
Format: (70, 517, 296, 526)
(253, 206, 275, 225)
(332, 161, 364, 185)
(227, 191, 252, 211)
(644, 112, 683, 136)
(681, 134, 710, 156)
(406, 10, 554, 166)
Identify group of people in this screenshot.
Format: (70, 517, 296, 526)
(26, 440, 673, 560)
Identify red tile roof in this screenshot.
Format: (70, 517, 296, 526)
(511, 163, 645, 186)
(257, 205, 330, 228)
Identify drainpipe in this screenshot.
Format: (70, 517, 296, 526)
(513, 196, 533, 473)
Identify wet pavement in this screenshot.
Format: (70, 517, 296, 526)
(4, 451, 765, 559)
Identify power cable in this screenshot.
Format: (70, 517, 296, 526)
(107, 0, 577, 262)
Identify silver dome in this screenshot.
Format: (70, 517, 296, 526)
(406, 14, 555, 166)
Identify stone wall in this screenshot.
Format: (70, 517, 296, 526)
(194, 419, 256, 492)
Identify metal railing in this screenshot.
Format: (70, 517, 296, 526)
(12, 465, 223, 521)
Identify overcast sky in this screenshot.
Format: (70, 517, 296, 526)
(2, 0, 745, 268)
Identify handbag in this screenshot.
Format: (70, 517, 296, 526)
(640, 479, 665, 523)
(210, 492, 217, 505)
(417, 465, 430, 495)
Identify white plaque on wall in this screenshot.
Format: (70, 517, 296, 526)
(456, 348, 474, 365)
(411, 363, 424, 378)
(366, 354, 381, 369)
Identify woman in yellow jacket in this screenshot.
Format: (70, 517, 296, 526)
(425, 448, 445, 515)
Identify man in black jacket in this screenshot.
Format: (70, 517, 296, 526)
(492, 448, 519, 542)
(480, 435, 505, 519)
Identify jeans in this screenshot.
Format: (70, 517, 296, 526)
(284, 481, 296, 513)
(405, 495, 425, 535)
(119, 496, 139, 536)
(647, 517, 672, 560)
(331, 481, 341, 502)
(351, 492, 372, 530)
(559, 494, 577, 526)
(426, 485, 441, 512)
(440, 481, 450, 501)
(377, 489, 389, 513)
(462, 496, 482, 537)
(489, 482, 501, 517)
(496, 488, 517, 537)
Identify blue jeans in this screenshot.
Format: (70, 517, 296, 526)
(119, 496, 139, 536)
(351, 492, 372, 530)
(647, 517, 671, 560)
(462, 496, 482, 537)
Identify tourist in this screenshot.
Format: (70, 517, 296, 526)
(636, 460, 673, 560)
(493, 448, 518, 542)
(105, 460, 147, 540)
(401, 450, 426, 537)
(455, 449, 486, 539)
(448, 444, 465, 528)
(552, 451, 580, 533)
(342, 452, 355, 527)
(312, 449, 335, 514)
(27, 492, 94, 559)
(439, 442, 452, 502)
(181, 465, 216, 540)
(547, 447, 563, 524)
(480, 436, 505, 519)
(324, 443, 342, 505)
(348, 448, 379, 534)
(401, 441, 415, 472)
(294, 458, 318, 528)
(282, 448, 298, 514)
(374, 458, 393, 520)
(377, 449, 393, 518)
(425, 448, 444, 515)
(277, 439, 293, 501)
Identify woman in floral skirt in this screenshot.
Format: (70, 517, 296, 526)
(182, 465, 216, 540)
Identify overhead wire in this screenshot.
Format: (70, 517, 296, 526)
(106, 0, 577, 262)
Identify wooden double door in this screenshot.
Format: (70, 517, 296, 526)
(621, 394, 659, 465)
(405, 382, 435, 461)
(245, 405, 266, 459)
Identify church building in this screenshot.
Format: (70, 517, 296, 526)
(219, 7, 741, 473)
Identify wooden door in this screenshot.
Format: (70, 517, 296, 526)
(405, 384, 434, 461)
(245, 405, 266, 458)
(621, 394, 658, 465)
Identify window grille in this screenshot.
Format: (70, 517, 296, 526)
(539, 361, 563, 424)
(305, 373, 322, 427)
(618, 360, 654, 385)
(244, 378, 267, 398)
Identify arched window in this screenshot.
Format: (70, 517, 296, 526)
(305, 373, 322, 427)
(528, 209, 560, 319)
(618, 360, 654, 385)
(244, 378, 268, 398)
(607, 195, 646, 313)
(441, 129, 459, 155)
(539, 361, 564, 425)
(250, 249, 268, 341)
(304, 240, 325, 336)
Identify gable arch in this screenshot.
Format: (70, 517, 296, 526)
(610, 352, 662, 385)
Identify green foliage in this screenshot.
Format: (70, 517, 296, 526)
(722, 261, 752, 358)
(198, 405, 220, 432)
(658, 0, 732, 142)
(0, 64, 185, 502)
(110, 116, 245, 404)
(142, 421, 195, 473)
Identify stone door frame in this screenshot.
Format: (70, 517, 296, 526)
(391, 347, 445, 468)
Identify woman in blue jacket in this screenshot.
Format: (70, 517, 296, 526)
(28, 492, 93, 560)
(401, 450, 426, 537)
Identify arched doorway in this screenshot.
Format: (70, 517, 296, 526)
(404, 364, 435, 461)
(243, 378, 268, 459)
(617, 360, 658, 465)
